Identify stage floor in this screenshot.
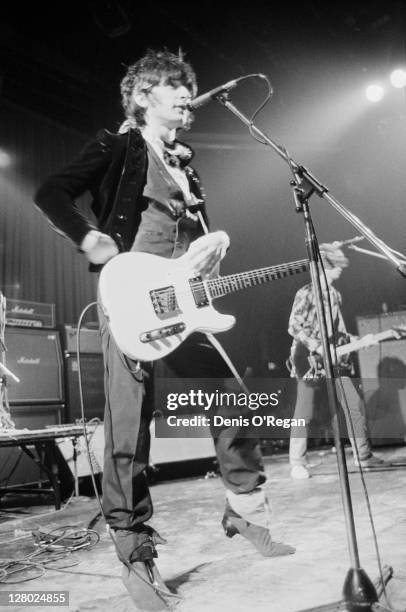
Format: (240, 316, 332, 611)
(0, 445, 405, 612)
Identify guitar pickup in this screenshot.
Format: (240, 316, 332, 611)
(189, 276, 209, 308)
(140, 323, 186, 343)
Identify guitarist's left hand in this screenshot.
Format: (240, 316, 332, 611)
(344, 333, 378, 348)
(185, 231, 230, 278)
(360, 333, 378, 347)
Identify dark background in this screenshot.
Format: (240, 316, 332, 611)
(1, 0, 406, 372)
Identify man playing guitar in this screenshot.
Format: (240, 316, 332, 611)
(288, 242, 385, 479)
(34, 48, 294, 610)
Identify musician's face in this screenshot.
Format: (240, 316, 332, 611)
(140, 81, 192, 129)
(325, 266, 342, 284)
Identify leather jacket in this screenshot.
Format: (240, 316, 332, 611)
(34, 128, 208, 265)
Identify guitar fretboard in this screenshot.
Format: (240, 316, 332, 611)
(206, 259, 309, 299)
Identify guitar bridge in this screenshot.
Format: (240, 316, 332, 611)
(150, 286, 180, 315)
(140, 323, 186, 343)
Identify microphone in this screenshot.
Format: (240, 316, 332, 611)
(187, 78, 241, 110)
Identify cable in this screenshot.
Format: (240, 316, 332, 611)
(247, 74, 274, 146)
(0, 524, 99, 584)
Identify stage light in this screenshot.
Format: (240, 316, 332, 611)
(0, 150, 11, 167)
(390, 68, 406, 88)
(365, 84, 384, 102)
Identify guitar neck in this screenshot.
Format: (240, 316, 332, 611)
(336, 329, 394, 357)
(206, 259, 309, 299)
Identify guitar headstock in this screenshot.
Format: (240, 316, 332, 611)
(391, 325, 406, 340)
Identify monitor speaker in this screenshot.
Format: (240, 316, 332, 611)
(356, 311, 406, 444)
(4, 328, 64, 404)
(150, 418, 215, 464)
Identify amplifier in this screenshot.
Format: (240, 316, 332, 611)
(63, 324, 102, 354)
(6, 298, 56, 328)
(356, 311, 406, 444)
(6, 318, 43, 328)
(0, 405, 64, 488)
(4, 328, 64, 404)
(64, 353, 105, 422)
(0, 405, 72, 493)
(10, 404, 64, 429)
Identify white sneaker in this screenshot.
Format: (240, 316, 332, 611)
(291, 465, 310, 479)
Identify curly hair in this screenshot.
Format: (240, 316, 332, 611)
(120, 48, 197, 128)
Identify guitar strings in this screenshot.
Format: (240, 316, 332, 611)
(150, 259, 309, 306)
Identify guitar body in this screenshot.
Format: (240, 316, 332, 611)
(98, 252, 236, 361)
(289, 341, 317, 379)
(289, 341, 352, 380)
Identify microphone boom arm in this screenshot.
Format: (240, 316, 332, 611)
(215, 93, 406, 277)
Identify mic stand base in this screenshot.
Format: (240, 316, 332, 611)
(297, 565, 393, 612)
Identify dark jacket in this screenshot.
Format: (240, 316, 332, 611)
(34, 128, 208, 260)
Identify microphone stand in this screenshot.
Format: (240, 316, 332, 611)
(214, 92, 403, 611)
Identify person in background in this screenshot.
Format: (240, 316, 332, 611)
(287, 243, 385, 479)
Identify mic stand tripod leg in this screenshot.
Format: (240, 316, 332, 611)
(71, 437, 79, 497)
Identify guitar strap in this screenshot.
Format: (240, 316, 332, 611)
(196, 210, 250, 395)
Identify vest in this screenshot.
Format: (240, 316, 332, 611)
(131, 144, 205, 258)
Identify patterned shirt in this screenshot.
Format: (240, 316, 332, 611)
(288, 281, 348, 352)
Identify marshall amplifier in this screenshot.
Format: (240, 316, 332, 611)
(6, 298, 56, 328)
(4, 328, 64, 404)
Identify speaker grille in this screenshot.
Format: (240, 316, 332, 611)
(356, 311, 406, 443)
(64, 353, 105, 422)
(4, 328, 64, 404)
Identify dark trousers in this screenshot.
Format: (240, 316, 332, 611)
(100, 315, 265, 559)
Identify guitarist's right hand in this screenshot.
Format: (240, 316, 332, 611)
(81, 230, 119, 265)
(185, 231, 230, 278)
(297, 332, 320, 355)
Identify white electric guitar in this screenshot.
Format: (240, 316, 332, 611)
(99, 251, 309, 362)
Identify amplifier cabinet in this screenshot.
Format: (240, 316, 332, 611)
(64, 353, 105, 422)
(356, 311, 406, 444)
(4, 328, 64, 404)
(0, 405, 63, 488)
(9, 404, 63, 429)
(357, 310, 406, 379)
